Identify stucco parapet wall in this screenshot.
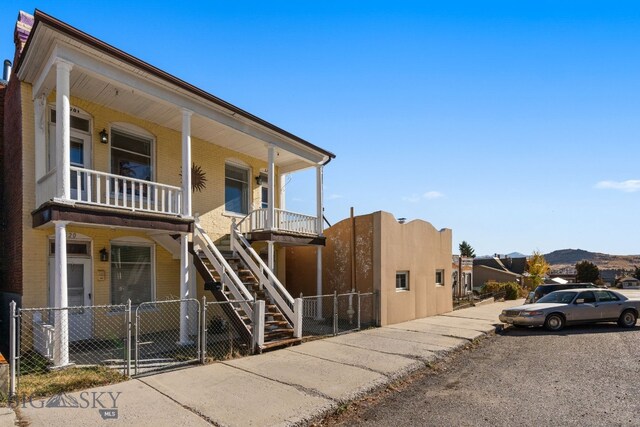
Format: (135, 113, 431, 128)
(375, 210, 451, 234)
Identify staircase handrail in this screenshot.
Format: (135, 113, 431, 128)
(193, 221, 254, 318)
(230, 220, 295, 324)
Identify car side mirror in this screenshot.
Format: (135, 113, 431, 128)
(575, 298, 585, 304)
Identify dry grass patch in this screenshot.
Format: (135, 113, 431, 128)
(19, 366, 126, 399)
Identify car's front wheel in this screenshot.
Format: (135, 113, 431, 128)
(617, 310, 637, 328)
(544, 313, 565, 331)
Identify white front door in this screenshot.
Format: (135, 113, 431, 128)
(49, 257, 93, 341)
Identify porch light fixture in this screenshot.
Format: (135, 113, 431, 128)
(99, 128, 108, 144)
(99, 247, 109, 262)
(255, 175, 263, 186)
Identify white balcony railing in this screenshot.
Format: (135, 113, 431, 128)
(237, 208, 319, 236)
(36, 167, 183, 216)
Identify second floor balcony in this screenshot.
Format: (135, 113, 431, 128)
(37, 166, 184, 216)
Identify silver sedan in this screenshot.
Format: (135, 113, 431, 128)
(499, 288, 640, 331)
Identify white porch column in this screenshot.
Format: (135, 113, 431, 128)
(188, 253, 197, 335)
(279, 173, 287, 210)
(267, 144, 276, 230)
(316, 246, 323, 320)
(181, 109, 192, 217)
(315, 165, 324, 318)
(34, 95, 46, 181)
(55, 59, 73, 201)
(316, 165, 324, 236)
(53, 220, 70, 367)
(179, 233, 191, 345)
(267, 241, 275, 271)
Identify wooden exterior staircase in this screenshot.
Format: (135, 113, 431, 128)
(191, 222, 302, 352)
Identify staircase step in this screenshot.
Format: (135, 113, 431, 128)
(264, 327, 294, 336)
(261, 337, 302, 352)
(265, 320, 290, 327)
(266, 312, 286, 320)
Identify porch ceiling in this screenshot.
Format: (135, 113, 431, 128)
(18, 18, 332, 174)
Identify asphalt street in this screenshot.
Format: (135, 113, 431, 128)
(326, 301, 640, 426)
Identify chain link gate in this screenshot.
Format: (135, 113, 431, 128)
(300, 291, 378, 337)
(201, 298, 254, 363)
(134, 299, 200, 376)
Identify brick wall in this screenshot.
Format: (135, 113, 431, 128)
(2, 75, 23, 295)
(0, 82, 5, 287)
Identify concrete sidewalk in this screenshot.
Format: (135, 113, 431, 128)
(18, 299, 521, 427)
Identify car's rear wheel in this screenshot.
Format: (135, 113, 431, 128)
(617, 310, 637, 328)
(544, 313, 565, 331)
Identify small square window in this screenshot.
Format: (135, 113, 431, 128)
(396, 271, 409, 291)
(436, 269, 445, 287)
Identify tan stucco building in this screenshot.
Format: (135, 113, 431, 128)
(287, 211, 453, 326)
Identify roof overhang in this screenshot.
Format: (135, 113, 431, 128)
(16, 10, 335, 173)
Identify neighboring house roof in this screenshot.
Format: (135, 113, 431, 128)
(16, 9, 336, 164)
(474, 265, 522, 278)
(619, 276, 640, 282)
(474, 256, 528, 275)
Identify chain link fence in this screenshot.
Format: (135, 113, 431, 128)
(16, 304, 130, 379)
(9, 292, 379, 396)
(300, 291, 379, 338)
(134, 299, 200, 376)
(202, 300, 253, 362)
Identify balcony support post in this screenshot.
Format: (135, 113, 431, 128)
(279, 173, 287, 211)
(55, 59, 73, 201)
(316, 165, 324, 236)
(181, 109, 192, 218)
(34, 94, 46, 182)
(267, 241, 275, 271)
(179, 232, 192, 345)
(267, 144, 276, 231)
(53, 220, 70, 367)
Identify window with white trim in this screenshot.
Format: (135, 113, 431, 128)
(110, 128, 153, 181)
(225, 163, 249, 214)
(111, 243, 154, 305)
(396, 271, 409, 291)
(436, 269, 445, 287)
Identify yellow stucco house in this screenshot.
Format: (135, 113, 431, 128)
(0, 10, 334, 365)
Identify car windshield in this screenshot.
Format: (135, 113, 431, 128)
(537, 291, 577, 304)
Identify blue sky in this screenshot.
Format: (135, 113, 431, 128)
(3, 1, 640, 255)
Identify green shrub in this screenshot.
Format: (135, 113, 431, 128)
(481, 281, 523, 300)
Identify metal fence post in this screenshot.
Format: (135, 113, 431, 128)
(9, 301, 16, 397)
(126, 299, 132, 378)
(357, 291, 361, 330)
(134, 308, 140, 376)
(333, 291, 338, 336)
(201, 296, 207, 364)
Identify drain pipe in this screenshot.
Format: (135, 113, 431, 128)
(2, 60, 11, 83)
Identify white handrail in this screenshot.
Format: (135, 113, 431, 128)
(230, 221, 295, 324)
(193, 221, 254, 319)
(237, 208, 319, 235)
(66, 166, 183, 215)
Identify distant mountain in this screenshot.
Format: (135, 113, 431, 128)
(544, 249, 640, 273)
(507, 252, 527, 258)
